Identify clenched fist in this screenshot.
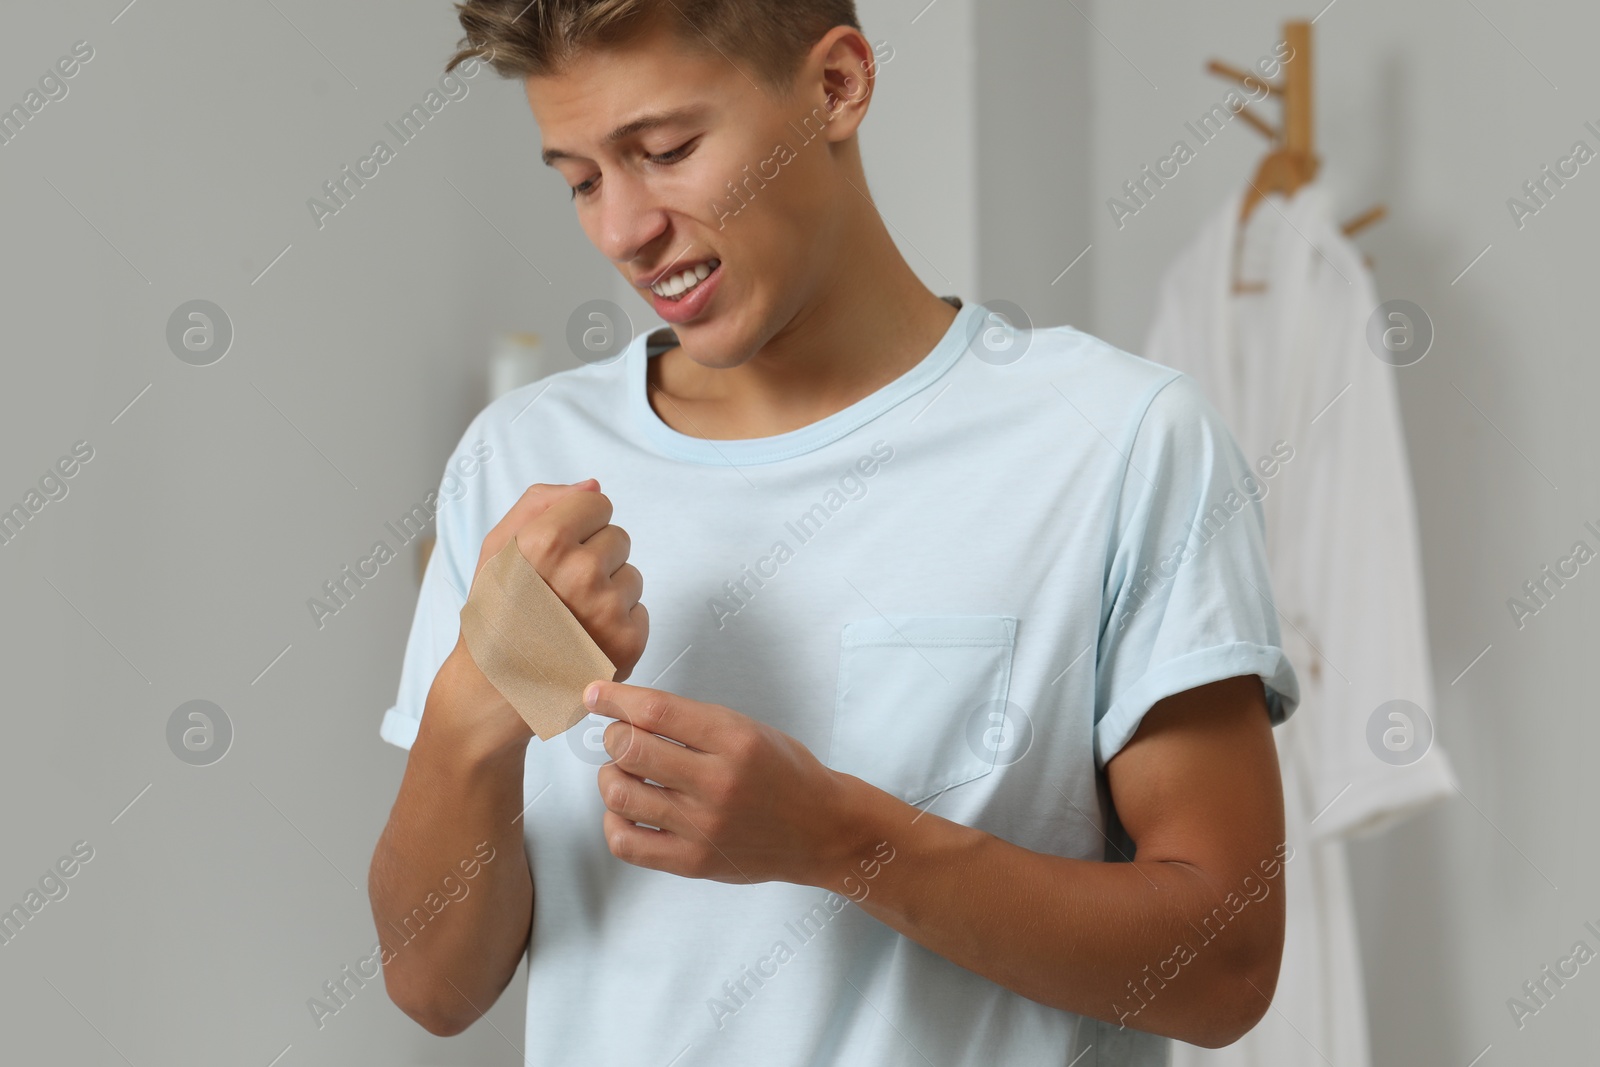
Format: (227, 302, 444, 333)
(471, 479, 650, 682)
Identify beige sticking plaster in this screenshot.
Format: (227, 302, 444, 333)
(459, 539, 617, 741)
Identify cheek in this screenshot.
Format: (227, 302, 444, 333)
(714, 157, 828, 274)
(701, 137, 820, 226)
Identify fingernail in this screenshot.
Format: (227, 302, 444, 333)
(584, 683, 600, 708)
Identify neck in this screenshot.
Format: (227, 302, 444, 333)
(650, 198, 960, 440)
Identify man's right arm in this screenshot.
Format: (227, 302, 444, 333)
(368, 634, 535, 1037)
(367, 480, 648, 1037)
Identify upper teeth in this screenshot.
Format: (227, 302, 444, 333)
(651, 259, 719, 298)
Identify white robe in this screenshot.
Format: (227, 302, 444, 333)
(1141, 184, 1458, 1067)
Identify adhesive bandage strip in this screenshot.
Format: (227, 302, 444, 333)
(459, 538, 617, 741)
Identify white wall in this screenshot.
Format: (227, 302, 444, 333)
(1084, 2, 1600, 1064)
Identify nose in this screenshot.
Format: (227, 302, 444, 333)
(590, 169, 670, 270)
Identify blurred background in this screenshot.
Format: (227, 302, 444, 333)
(0, 0, 1593, 1063)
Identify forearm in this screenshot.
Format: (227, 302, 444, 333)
(819, 774, 1285, 1048)
(368, 648, 534, 1036)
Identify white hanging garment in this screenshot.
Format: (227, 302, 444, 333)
(1142, 183, 1458, 1067)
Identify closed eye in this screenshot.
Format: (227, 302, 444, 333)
(647, 139, 698, 165)
(570, 138, 700, 201)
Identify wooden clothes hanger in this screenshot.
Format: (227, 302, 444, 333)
(1207, 20, 1386, 293)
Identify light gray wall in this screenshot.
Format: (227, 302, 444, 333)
(5, 0, 1587, 1064)
(1083, 1, 1599, 1064)
(0, 2, 607, 1063)
(0, 0, 989, 1063)
(977, 3, 1092, 330)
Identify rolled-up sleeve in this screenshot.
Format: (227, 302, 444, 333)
(379, 457, 474, 752)
(1093, 371, 1301, 768)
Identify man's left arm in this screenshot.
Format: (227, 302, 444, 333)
(584, 671, 1288, 1050)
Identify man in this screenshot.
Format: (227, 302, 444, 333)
(368, 2, 1301, 1063)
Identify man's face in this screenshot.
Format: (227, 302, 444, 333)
(528, 23, 853, 367)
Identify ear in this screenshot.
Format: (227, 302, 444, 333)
(811, 27, 877, 143)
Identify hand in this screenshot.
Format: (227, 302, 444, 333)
(584, 680, 858, 888)
(472, 480, 650, 682)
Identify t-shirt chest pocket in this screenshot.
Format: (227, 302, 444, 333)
(828, 615, 1019, 807)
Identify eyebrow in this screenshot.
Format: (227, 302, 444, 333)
(541, 104, 710, 167)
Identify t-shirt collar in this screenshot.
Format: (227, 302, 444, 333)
(628, 297, 982, 466)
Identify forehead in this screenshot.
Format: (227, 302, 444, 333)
(526, 27, 747, 159)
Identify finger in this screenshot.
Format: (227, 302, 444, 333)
(515, 490, 614, 573)
(613, 601, 649, 684)
(597, 762, 682, 831)
(476, 481, 598, 576)
(611, 562, 644, 607)
(584, 682, 735, 755)
(583, 524, 632, 580)
(601, 717, 700, 790)
(551, 525, 631, 603)
(497, 481, 600, 547)
(602, 808, 676, 871)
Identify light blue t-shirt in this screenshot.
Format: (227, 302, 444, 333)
(381, 299, 1300, 1066)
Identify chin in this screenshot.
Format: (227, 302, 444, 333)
(678, 336, 755, 371)
(671, 312, 761, 370)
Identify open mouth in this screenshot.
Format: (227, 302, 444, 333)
(650, 259, 721, 302)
